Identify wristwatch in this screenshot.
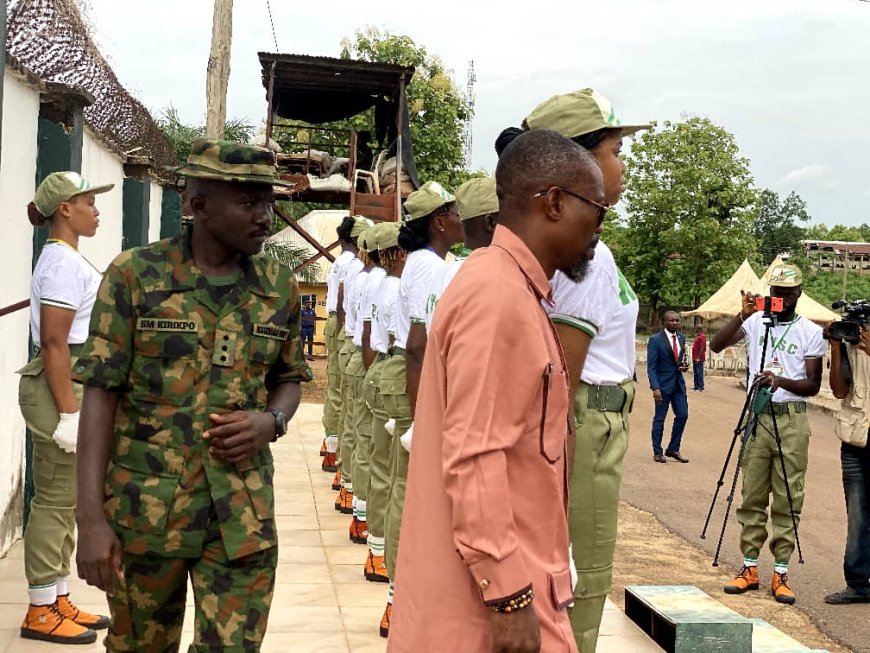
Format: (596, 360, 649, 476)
(265, 409, 287, 442)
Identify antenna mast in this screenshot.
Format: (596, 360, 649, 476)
(463, 60, 476, 169)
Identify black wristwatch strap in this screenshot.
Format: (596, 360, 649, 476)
(265, 409, 287, 441)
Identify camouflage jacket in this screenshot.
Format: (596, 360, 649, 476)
(74, 232, 312, 559)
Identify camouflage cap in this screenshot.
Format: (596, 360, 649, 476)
(456, 177, 498, 221)
(525, 89, 651, 139)
(350, 216, 372, 238)
(34, 171, 114, 217)
(767, 263, 803, 288)
(403, 180, 455, 221)
(377, 222, 402, 250)
(172, 138, 294, 187)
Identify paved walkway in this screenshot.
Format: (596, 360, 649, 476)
(0, 404, 657, 652)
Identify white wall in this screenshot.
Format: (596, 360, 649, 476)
(148, 182, 163, 243)
(79, 129, 125, 273)
(0, 70, 40, 555)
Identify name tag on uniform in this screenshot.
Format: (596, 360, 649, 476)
(136, 317, 198, 332)
(253, 324, 290, 341)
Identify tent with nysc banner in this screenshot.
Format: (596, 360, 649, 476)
(682, 258, 839, 324)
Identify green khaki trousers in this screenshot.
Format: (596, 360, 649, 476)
(322, 317, 344, 437)
(366, 358, 393, 542)
(379, 354, 412, 579)
(352, 355, 385, 503)
(737, 407, 810, 564)
(568, 380, 634, 653)
(341, 348, 366, 489)
(336, 338, 356, 481)
(17, 352, 81, 587)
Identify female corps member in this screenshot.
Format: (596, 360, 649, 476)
(18, 172, 114, 645)
(380, 181, 463, 636)
(498, 88, 650, 653)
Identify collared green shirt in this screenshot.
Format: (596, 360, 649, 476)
(74, 232, 312, 559)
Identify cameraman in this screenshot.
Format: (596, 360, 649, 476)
(825, 323, 870, 604)
(710, 263, 824, 604)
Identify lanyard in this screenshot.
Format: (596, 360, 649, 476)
(769, 318, 797, 355)
(46, 238, 101, 275)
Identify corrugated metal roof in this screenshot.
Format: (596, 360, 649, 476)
(258, 52, 414, 96)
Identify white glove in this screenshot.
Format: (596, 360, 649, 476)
(384, 419, 396, 436)
(52, 412, 79, 454)
(400, 422, 414, 452)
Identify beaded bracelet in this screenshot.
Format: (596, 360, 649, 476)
(489, 587, 535, 614)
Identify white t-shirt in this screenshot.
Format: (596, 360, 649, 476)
(345, 269, 369, 344)
(372, 275, 400, 354)
(396, 248, 446, 349)
(341, 257, 364, 318)
(30, 241, 102, 345)
(354, 267, 386, 346)
(546, 243, 639, 385)
(425, 256, 468, 333)
(741, 311, 825, 403)
(326, 250, 355, 313)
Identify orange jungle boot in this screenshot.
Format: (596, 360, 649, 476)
(379, 602, 392, 638)
(364, 551, 389, 583)
(772, 572, 796, 604)
(331, 469, 342, 491)
(334, 487, 354, 514)
(724, 565, 759, 594)
(322, 452, 338, 473)
(349, 517, 369, 544)
(320, 438, 328, 457)
(57, 594, 110, 630)
(21, 603, 97, 645)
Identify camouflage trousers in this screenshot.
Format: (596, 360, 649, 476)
(106, 518, 277, 652)
(322, 318, 344, 437)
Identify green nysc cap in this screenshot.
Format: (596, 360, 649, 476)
(402, 180, 455, 221)
(362, 224, 382, 253)
(377, 222, 402, 250)
(33, 171, 114, 217)
(350, 216, 372, 238)
(525, 88, 652, 139)
(172, 139, 295, 187)
(767, 263, 803, 288)
(455, 176, 498, 221)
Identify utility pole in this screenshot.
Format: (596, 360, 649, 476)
(463, 60, 476, 169)
(205, 0, 233, 139)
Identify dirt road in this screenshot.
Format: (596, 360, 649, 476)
(620, 370, 867, 653)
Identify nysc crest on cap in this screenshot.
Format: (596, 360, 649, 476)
(768, 263, 803, 288)
(525, 88, 651, 139)
(455, 177, 498, 221)
(403, 180, 455, 222)
(34, 171, 114, 217)
(172, 139, 295, 187)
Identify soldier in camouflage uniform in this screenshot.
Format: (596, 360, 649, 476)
(74, 139, 312, 652)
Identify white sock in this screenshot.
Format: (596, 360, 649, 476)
(326, 435, 338, 453)
(56, 576, 69, 596)
(28, 582, 57, 606)
(774, 562, 788, 575)
(357, 499, 367, 521)
(743, 557, 758, 568)
(369, 535, 385, 556)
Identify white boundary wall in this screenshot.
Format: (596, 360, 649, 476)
(0, 71, 168, 556)
(0, 69, 40, 554)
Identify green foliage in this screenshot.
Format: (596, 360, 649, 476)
(262, 241, 321, 284)
(339, 27, 472, 190)
(753, 189, 810, 265)
(617, 117, 757, 310)
(802, 223, 870, 242)
(156, 106, 255, 165)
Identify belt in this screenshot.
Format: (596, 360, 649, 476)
(388, 346, 406, 356)
(585, 383, 628, 413)
(771, 401, 807, 416)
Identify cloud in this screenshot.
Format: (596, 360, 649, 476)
(776, 164, 831, 186)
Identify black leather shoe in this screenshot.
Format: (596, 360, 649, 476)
(665, 450, 690, 463)
(653, 454, 667, 463)
(825, 587, 870, 604)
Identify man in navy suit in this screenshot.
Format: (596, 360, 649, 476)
(647, 311, 690, 463)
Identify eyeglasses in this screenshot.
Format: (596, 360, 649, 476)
(532, 187, 610, 223)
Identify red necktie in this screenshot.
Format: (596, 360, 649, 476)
(672, 334, 679, 361)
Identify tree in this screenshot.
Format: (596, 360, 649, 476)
(156, 106, 254, 164)
(753, 189, 811, 265)
(339, 27, 473, 190)
(618, 117, 757, 318)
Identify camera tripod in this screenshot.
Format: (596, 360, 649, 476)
(699, 310, 805, 567)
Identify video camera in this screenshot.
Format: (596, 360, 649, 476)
(829, 299, 870, 344)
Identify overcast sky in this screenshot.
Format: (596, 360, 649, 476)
(78, 0, 869, 226)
